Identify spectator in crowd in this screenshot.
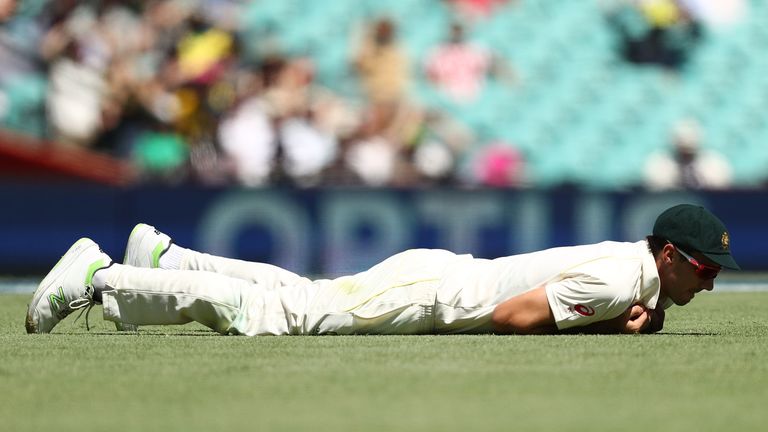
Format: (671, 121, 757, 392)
(40, 4, 110, 147)
(352, 17, 410, 107)
(606, 0, 702, 70)
(217, 94, 276, 187)
(341, 104, 423, 187)
(216, 55, 278, 187)
(643, 118, 733, 191)
(345, 17, 421, 186)
(216, 52, 356, 187)
(471, 141, 526, 188)
(425, 22, 516, 105)
(411, 110, 475, 185)
(266, 56, 351, 186)
(132, 120, 189, 184)
(425, 22, 491, 104)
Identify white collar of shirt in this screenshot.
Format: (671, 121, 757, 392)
(638, 240, 662, 309)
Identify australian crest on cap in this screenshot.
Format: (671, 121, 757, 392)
(721, 232, 730, 250)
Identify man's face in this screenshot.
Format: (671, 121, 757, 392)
(661, 246, 718, 306)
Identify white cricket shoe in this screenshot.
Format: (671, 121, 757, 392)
(26, 238, 112, 334)
(118, 223, 172, 332)
(123, 223, 172, 269)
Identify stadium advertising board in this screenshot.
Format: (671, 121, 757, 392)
(1, 185, 763, 274)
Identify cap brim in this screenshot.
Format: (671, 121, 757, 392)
(704, 252, 740, 270)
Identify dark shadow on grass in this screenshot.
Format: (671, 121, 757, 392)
(148, 332, 224, 337)
(656, 331, 721, 336)
(82, 329, 222, 337)
(65, 330, 724, 337)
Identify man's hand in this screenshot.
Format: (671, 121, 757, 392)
(643, 307, 665, 334)
(611, 304, 651, 334)
(612, 303, 665, 334)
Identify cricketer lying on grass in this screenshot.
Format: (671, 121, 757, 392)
(25, 204, 738, 335)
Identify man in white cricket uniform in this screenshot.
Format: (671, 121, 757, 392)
(25, 204, 739, 336)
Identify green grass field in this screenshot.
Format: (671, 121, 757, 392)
(2, 292, 767, 432)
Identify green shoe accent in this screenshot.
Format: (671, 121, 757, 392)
(85, 259, 106, 287)
(48, 287, 66, 314)
(151, 242, 165, 269)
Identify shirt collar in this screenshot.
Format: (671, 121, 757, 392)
(638, 240, 662, 309)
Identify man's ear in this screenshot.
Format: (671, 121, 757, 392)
(662, 243, 676, 265)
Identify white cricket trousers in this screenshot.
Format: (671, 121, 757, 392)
(100, 249, 490, 335)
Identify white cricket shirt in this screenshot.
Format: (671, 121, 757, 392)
(436, 240, 664, 331)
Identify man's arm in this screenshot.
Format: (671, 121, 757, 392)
(491, 286, 652, 335)
(491, 286, 558, 334)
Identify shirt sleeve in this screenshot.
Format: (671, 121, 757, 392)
(544, 273, 635, 331)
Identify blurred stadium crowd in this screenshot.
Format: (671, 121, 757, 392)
(0, 0, 765, 189)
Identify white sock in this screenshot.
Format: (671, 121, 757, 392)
(91, 265, 113, 291)
(159, 244, 187, 270)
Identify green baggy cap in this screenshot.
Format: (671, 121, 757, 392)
(653, 204, 739, 270)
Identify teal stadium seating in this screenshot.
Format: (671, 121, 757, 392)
(3, 0, 766, 188)
(239, 0, 768, 188)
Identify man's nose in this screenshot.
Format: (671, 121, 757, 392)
(699, 278, 715, 292)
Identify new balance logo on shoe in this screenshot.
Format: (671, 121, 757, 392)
(48, 287, 66, 314)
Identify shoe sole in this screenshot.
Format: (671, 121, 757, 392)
(26, 238, 95, 333)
